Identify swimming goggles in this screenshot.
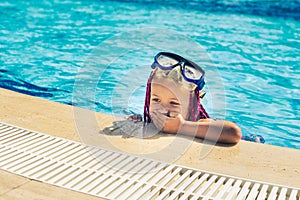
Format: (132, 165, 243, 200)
(151, 52, 205, 90)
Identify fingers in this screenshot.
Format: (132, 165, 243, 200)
(153, 111, 185, 134)
(154, 110, 169, 121)
(126, 114, 142, 123)
(127, 110, 182, 133)
(150, 112, 162, 130)
(151, 111, 166, 131)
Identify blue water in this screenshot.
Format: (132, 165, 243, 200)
(0, 0, 299, 149)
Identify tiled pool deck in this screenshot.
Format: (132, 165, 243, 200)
(0, 88, 299, 199)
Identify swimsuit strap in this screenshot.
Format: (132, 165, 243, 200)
(195, 89, 210, 120)
(198, 103, 210, 119)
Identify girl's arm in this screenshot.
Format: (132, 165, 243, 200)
(151, 111, 241, 144)
(181, 118, 242, 144)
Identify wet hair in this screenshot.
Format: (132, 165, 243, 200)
(143, 68, 209, 123)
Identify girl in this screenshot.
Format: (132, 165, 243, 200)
(130, 52, 241, 144)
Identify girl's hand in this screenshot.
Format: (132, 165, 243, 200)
(151, 111, 185, 134)
(126, 114, 142, 123)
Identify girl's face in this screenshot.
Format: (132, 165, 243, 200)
(149, 79, 190, 119)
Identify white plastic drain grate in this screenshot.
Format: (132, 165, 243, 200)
(0, 122, 299, 200)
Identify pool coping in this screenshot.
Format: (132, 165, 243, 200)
(0, 88, 299, 199)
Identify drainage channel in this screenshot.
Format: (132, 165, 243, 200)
(0, 122, 299, 200)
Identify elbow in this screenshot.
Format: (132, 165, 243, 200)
(228, 123, 242, 144)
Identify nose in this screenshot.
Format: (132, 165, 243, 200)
(158, 104, 169, 114)
(174, 64, 183, 70)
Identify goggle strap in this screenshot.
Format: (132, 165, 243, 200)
(196, 78, 205, 90)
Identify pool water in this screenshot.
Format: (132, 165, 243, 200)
(0, 0, 299, 149)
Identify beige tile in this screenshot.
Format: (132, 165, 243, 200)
(0, 170, 29, 195)
(1, 179, 103, 200)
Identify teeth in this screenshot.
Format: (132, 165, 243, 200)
(169, 112, 178, 118)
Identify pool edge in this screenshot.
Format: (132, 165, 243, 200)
(0, 88, 299, 198)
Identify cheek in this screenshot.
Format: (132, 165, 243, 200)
(149, 104, 153, 113)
